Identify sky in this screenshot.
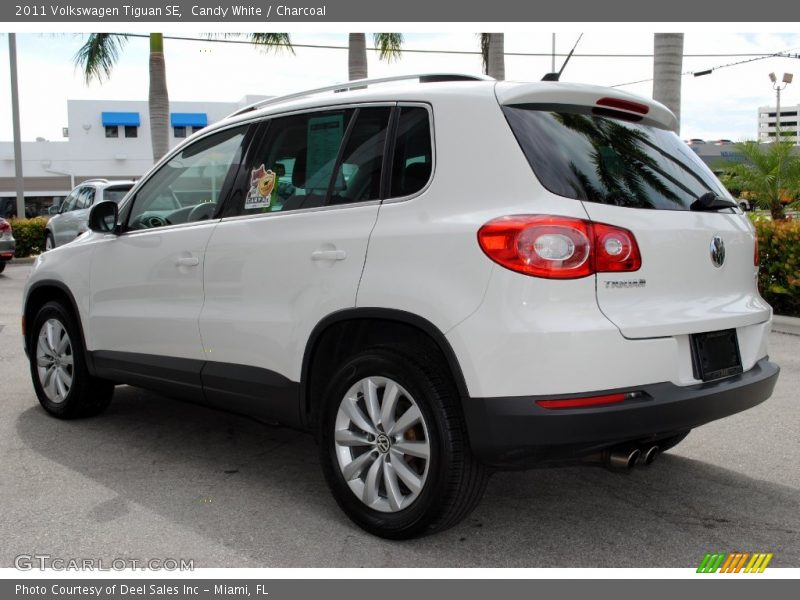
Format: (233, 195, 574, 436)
(2, 31, 800, 142)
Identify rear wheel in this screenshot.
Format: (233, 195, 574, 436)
(29, 301, 114, 418)
(319, 346, 489, 539)
(0, 261, 6, 274)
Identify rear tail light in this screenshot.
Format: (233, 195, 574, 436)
(596, 97, 650, 115)
(0, 219, 11, 238)
(478, 215, 641, 279)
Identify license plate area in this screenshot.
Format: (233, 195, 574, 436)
(690, 329, 743, 382)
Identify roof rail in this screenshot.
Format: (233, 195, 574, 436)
(79, 178, 109, 184)
(228, 73, 493, 118)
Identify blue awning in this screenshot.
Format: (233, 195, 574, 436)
(170, 113, 208, 127)
(101, 112, 141, 127)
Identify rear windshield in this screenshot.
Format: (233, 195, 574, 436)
(502, 105, 730, 210)
(104, 186, 133, 203)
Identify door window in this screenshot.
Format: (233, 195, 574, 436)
(60, 192, 79, 213)
(330, 107, 391, 205)
(126, 126, 248, 231)
(223, 109, 354, 216)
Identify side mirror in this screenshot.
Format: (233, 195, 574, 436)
(88, 201, 119, 234)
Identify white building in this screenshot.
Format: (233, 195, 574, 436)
(0, 96, 267, 216)
(757, 104, 800, 144)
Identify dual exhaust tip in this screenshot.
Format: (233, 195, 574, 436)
(604, 444, 659, 471)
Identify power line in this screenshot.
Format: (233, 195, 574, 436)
(110, 33, 792, 59)
(611, 48, 800, 88)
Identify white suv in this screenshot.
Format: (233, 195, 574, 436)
(22, 74, 780, 539)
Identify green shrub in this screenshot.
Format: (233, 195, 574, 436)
(753, 217, 800, 317)
(9, 217, 47, 258)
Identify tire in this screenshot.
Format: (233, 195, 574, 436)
(29, 300, 114, 419)
(45, 232, 55, 251)
(319, 345, 489, 539)
(0, 261, 6, 274)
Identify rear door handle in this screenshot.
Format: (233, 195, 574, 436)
(176, 256, 200, 267)
(311, 249, 347, 261)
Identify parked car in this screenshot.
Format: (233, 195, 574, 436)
(0, 217, 15, 273)
(22, 74, 780, 539)
(45, 179, 135, 250)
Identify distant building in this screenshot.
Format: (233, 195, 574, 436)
(0, 96, 267, 217)
(758, 104, 800, 144)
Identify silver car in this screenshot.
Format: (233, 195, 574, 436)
(45, 179, 135, 249)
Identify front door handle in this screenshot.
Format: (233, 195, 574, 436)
(176, 256, 200, 267)
(311, 249, 347, 261)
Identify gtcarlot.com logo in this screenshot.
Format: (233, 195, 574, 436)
(697, 552, 773, 573)
(14, 554, 194, 571)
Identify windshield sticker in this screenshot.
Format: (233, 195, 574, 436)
(245, 164, 278, 210)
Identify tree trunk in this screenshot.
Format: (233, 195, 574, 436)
(348, 33, 368, 81)
(148, 33, 170, 162)
(487, 33, 505, 81)
(653, 33, 684, 133)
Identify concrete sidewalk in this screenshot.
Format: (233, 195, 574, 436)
(773, 315, 800, 336)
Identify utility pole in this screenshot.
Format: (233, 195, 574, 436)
(9, 33, 25, 219)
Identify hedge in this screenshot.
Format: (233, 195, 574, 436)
(9, 217, 47, 258)
(753, 217, 800, 318)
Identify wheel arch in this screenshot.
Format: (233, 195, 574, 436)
(24, 280, 92, 372)
(300, 308, 469, 430)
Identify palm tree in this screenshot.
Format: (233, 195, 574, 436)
(652, 33, 684, 133)
(348, 33, 403, 81)
(75, 33, 292, 162)
(720, 141, 800, 220)
(480, 33, 505, 80)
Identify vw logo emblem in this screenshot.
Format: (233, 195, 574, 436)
(710, 235, 725, 268)
(375, 434, 391, 454)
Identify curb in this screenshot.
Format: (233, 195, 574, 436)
(10, 256, 37, 265)
(773, 315, 800, 336)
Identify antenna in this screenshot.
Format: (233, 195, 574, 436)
(541, 33, 584, 82)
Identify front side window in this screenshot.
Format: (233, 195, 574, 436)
(60, 191, 79, 213)
(126, 126, 247, 231)
(502, 105, 730, 210)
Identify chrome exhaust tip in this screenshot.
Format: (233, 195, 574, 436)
(607, 447, 641, 470)
(642, 445, 659, 465)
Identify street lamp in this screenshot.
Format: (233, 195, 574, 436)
(769, 71, 793, 141)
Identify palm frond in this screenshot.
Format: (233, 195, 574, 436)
(206, 33, 294, 54)
(373, 33, 403, 62)
(74, 33, 127, 83)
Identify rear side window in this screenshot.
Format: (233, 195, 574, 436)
(502, 105, 729, 210)
(390, 107, 432, 198)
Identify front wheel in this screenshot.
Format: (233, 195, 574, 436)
(29, 301, 114, 418)
(45, 232, 55, 251)
(319, 346, 488, 539)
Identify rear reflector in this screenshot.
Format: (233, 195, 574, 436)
(596, 97, 650, 115)
(536, 393, 628, 409)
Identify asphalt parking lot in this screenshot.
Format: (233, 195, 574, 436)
(1, 262, 798, 568)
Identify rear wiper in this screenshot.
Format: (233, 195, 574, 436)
(690, 192, 737, 212)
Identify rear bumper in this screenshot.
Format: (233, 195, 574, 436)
(463, 357, 780, 468)
(0, 239, 15, 260)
